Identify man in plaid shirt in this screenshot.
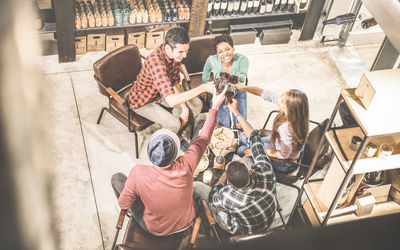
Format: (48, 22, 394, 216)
(128, 27, 213, 140)
(193, 98, 277, 235)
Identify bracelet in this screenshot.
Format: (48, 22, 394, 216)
(234, 113, 241, 117)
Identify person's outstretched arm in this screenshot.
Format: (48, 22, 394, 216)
(227, 98, 253, 137)
(234, 83, 262, 97)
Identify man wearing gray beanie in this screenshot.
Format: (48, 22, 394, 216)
(111, 86, 227, 236)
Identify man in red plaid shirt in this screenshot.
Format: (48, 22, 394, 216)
(128, 27, 213, 144)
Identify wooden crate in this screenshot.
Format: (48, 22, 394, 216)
(127, 31, 146, 49)
(75, 36, 86, 55)
(87, 33, 105, 52)
(106, 30, 125, 53)
(145, 31, 164, 50)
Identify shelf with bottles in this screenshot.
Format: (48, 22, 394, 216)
(74, 0, 192, 31)
(206, 0, 302, 21)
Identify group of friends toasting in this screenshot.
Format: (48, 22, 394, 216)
(111, 26, 309, 237)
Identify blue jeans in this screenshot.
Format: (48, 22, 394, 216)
(215, 91, 247, 129)
(237, 134, 295, 173)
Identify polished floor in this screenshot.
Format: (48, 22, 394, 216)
(39, 32, 380, 249)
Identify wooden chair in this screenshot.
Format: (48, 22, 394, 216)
(180, 34, 217, 91)
(200, 199, 286, 248)
(113, 210, 202, 250)
(262, 110, 333, 194)
(93, 45, 154, 158)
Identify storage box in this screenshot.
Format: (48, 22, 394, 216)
(75, 36, 86, 54)
(87, 33, 105, 52)
(259, 27, 292, 45)
(145, 31, 164, 50)
(106, 30, 125, 52)
(127, 31, 146, 49)
(230, 30, 257, 45)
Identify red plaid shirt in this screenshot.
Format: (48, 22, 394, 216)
(128, 44, 181, 108)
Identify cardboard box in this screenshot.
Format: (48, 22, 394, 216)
(145, 31, 164, 50)
(127, 31, 146, 49)
(106, 30, 125, 53)
(229, 30, 257, 45)
(259, 27, 292, 45)
(87, 33, 105, 52)
(75, 36, 86, 55)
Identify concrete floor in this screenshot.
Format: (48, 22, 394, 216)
(38, 33, 380, 249)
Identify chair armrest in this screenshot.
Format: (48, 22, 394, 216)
(190, 217, 202, 245)
(106, 87, 126, 106)
(181, 64, 191, 83)
(116, 209, 127, 229)
(201, 199, 216, 226)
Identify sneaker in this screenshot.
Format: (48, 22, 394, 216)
(180, 138, 190, 152)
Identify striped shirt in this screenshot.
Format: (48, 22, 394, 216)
(210, 129, 277, 234)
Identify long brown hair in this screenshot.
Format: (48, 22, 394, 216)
(271, 89, 309, 151)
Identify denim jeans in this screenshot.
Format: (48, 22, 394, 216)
(111, 172, 150, 233)
(192, 181, 232, 233)
(237, 134, 295, 173)
(208, 91, 247, 129)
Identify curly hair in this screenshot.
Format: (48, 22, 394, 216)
(226, 161, 249, 188)
(164, 27, 190, 49)
(214, 34, 234, 50)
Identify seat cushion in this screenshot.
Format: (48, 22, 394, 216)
(122, 217, 190, 250)
(109, 87, 153, 131)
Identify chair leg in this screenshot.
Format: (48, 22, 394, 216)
(97, 107, 107, 124)
(133, 130, 139, 159)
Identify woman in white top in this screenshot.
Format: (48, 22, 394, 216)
(236, 84, 309, 173)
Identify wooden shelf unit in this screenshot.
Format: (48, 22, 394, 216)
(297, 69, 400, 228)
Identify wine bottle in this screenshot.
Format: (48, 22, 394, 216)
(213, 0, 221, 16)
(361, 17, 377, 29)
(280, 0, 287, 11)
(324, 13, 356, 25)
(288, 0, 294, 12)
(253, 0, 260, 14)
(273, 0, 280, 11)
(220, 0, 228, 16)
(300, 0, 307, 9)
(207, 0, 213, 17)
(266, 0, 273, 13)
(240, 0, 247, 15)
(246, 0, 254, 14)
(227, 0, 234, 15)
(259, 0, 266, 14)
(233, 0, 241, 15)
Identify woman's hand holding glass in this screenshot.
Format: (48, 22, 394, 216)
(212, 84, 228, 110)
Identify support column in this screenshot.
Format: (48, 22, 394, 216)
(54, 0, 75, 63)
(188, 0, 208, 38)
(299, 0, 326, 41)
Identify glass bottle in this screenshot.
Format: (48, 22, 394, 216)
(259, 0, 266, 14)
(266, 0, 273, 13)
(227, 0, 234, 15)
(288, 0, 294, 12)
(213, 0, 221, 16)
(239, 0, 247, 15)
(273, 0, 280, 11)
(220, 0, 228, 16)
(280, 0, 287, 11)
(75, 14, 82, 30)
(108, 11, 114, 26)
(207, 0, 213, 17)
(300, 0, 307, 9)
(81, 13, 88, 29)
(253, 0, 260, 14)
(361, 17, 377, 29)
(233, 0, 241, 15)
(246, 0, 254, 14)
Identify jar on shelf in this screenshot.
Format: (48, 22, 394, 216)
(122, 8, 131, 24)
(114, 8, 123, 25)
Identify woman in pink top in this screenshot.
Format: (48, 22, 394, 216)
(236, 84, 309, 173)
